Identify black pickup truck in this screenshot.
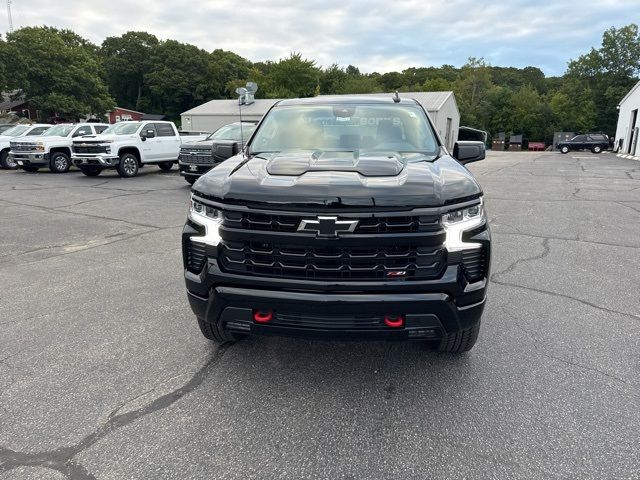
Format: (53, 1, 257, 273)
(557, 133, 610, 154)
(182, 96, 490, 353)
(178, 122, 257, 184)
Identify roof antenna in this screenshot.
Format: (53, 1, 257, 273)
(393, 91, 401, 103)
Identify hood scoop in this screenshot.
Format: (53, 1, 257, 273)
(265, 151, 406, 177)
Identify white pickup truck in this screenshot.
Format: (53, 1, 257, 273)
(0, 123, 52, 169)
(71, 121, 208, 177)
(10, 123, 109, 173)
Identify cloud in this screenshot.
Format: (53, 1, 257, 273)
(4, 0, 637, 76)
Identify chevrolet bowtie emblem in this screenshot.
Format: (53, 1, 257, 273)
(297, 216, 358, 237)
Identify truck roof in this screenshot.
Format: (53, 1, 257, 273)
(276, 95, 421, 107)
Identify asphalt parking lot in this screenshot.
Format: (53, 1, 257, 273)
(1, 152, 639, 480)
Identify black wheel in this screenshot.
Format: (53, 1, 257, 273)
(591, 145, 602, 154)
(49, 152, 71, 173)
(436, 323, 480, 353)
(560, 145, 570, 154)
(158, 161, 174, 171)
(22, 166, 39, 172)
(116, 153, 139, 178)
(197, 317, 244, 343)
(185, 176, 197, 185)
(79, 166, 102, 177)
(0, 150, 17, 169)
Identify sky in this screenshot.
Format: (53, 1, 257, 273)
(4, 0, 640, 76)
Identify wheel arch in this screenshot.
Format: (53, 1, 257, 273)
(50, 146, 71, 157)
(118, 147, 141, 165)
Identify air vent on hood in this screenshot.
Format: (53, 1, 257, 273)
(265, 151, 405, 177)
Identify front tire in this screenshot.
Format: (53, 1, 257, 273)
(116, 153, 139, 178)
(49, 152, 71, 173)
(560, 145, 570, 154)
(79, 166, 102, 177)
(197, 317, 244, 343)
(0, 150, 17, 169)
(158, 161, 174, 171)
(436, 323, 480, 353)
(591, 145, 602, 154)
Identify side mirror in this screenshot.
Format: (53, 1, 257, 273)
(453, 141, 485, 165)
(213, 141, 241, 162)
(141, 129, 155, 140)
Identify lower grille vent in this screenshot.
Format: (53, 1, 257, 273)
(461, 247, 486, 282)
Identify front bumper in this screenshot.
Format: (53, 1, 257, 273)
(72, 155, 119, 168)
(185, 250, 489, 341)
(178, 161, 214, 178)
(11, 152, 50, 167)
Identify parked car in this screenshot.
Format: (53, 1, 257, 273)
(0, 124, 15, 135)
(182, 95, 490, 353)
(71, 121, 197, 178)
(557, 133, 609, 154)
(0, 123, 52, 169)
(179, 122, 258, 185)
(10, 123, 108, 173)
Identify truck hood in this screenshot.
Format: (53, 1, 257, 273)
(194, 150, 482, 209)
(73, 134, 135, 143)
(181, 139, 214, 149)
(13, 135, 68, 144)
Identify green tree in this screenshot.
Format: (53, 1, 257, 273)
(264, 53, 320, 98)
(100, 31, 159, 111)
(143, 40, 218, 119)
(319, 64, 347, 95)
(566, 24, 639, 134)
(423, 77, 451, 92)
(4, 27, 114, 120)
(454, 57, 493, 128)
(210, 49, 253, 98)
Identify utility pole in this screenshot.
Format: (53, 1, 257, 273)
(6, 0, 13, 33)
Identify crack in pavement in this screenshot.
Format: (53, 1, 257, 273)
(490, 238, 640, 321)
(509, 312, 632, 388)
(0, 225, 182, 270)
(492, 230, 640, 250)
(491, 237, 551, 279)
(0, 344, 231, 479)
(492, 279, 640, 322)
(0, 197, 171, 230)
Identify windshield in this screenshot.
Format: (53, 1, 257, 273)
(3, 125, 30, 136)
(43, 125, 75, 137)
(249, 104, 439, 156)
(101, 122, 141, 135)
(208, 124, 257, 141)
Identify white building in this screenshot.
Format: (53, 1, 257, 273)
(615, 80, 640, 156)
(181, 91, 460, 150)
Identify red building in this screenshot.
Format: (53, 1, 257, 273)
(108, 107, 145, 124)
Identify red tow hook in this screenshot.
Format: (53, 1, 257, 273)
(253, 310, 273, 323)
(384, 315, 405, 328)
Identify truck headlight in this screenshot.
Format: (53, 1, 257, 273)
(189, 197, 222, 246)
(442, 199, 485, 252)
(36, 142, 45, 152)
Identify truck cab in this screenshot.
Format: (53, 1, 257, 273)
(10, 123, 108, 173)
(72, 121, 187, 178)
(0, 123, 52, 169)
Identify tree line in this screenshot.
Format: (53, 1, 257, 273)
(0, 24, 639, 143)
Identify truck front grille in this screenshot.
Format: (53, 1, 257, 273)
(10, 143, 37, 152)
(180, 151, 214, 165)
(72, 145, 108, 154)
(223, 212, 441, 234)
(220, 241, 446, 281)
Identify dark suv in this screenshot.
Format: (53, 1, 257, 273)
(179, 122, 257, 185)
(558, 134, 609, 154)
(182, 96, 490, 353)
